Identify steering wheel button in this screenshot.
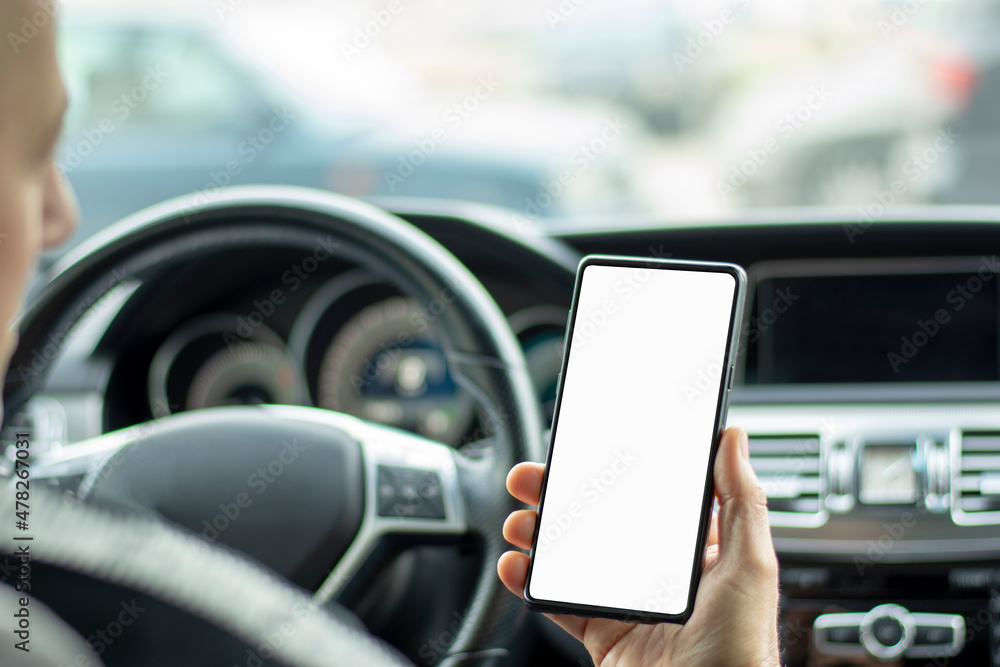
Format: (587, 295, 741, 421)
(376, 465, 446, 519)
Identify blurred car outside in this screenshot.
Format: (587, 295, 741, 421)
(703, 5, 973, 210)
(55, 8, 647, 261)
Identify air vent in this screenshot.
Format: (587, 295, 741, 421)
(953, 431, 1000, 525)
(748, 433, 825, 527)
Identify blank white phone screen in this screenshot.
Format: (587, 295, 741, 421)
(528, 263, 736, 616)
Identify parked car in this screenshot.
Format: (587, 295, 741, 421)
(56, 15, 642, 259)
(706, 15, 973, 208)
(929, 0, 1000, 204)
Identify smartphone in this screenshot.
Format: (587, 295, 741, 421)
(523, 255, 746, 624)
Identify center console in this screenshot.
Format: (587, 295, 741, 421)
(731, 256, 1000, 665)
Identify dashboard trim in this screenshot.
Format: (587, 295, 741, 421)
(731, 402, 1000, 557)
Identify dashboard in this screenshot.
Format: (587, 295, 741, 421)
(9, 202, 1000, 666)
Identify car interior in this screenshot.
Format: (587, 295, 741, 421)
(3, 1, 1000, 666)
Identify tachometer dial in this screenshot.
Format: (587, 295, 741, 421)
(317, 297, 473, 443)
(187, 342, 306, 410)
(148, 314, 306, 416)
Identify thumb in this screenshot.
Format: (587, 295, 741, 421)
(713, 427, 777, 575)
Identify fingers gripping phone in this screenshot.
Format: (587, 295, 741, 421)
(524, 255, 747, 624)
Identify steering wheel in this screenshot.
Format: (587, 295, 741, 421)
(1, 186, 545, 666)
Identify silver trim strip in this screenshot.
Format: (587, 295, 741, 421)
(814, 606, 964, 660)
(813, 612, 866, 657)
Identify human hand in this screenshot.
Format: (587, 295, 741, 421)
(497, 426, 781, 667)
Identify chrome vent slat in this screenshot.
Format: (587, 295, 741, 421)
(979, 474, 1000, 495)
(748, 433, 822, 524)
(746, 439, 819, 455)
(959, 436, 1000, 451)
(953, 431, 1000, 524)
(958, 476, 985, 492)
(785, 499, 822, 513)
(750, 458, 821, 474)
(956, 497, 1000, 512)
(757, 475, 822, 497)
(960, 454, 1000, 471)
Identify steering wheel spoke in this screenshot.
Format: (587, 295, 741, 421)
(274, 408, 471, 604)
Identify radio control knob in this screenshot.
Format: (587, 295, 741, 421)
(860, 604, 915, 660)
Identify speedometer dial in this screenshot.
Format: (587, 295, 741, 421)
(509, 306, 570, 429)
(522, 329, 564, 426)
(317, 297, 473, 443)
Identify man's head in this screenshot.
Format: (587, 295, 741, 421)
(0, 0, 78, 392)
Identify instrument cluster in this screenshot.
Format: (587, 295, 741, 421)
(147, 270, 568, 445)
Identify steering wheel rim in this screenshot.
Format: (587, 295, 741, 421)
(2, 186, 545, 666)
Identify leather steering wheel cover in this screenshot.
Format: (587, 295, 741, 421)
(3, 186, 544, 664)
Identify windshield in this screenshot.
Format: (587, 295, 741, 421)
(52, 0, 991, 255)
